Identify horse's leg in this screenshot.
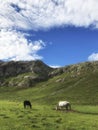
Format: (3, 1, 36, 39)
(30, 104, 32, 109)
(66, 104, 68, 110)
(56, 105, 59, 110)
(66, 104, 71, 110)
(24, 103, 26, 108)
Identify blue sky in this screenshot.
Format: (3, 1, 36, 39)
(32, 27, 98, 66)
(0, 0, 98, 67)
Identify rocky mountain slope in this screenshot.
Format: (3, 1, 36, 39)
(0, 60, 98, 88)
(0, 60, 53, 87)
(1, 60, 98, 104)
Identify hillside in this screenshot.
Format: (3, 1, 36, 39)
(0, 60, 98, 105)
(0, 60, 53, 87)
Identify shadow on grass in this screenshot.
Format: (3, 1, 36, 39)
(53, 108, 98, 115)
(71, 109, 98, 115)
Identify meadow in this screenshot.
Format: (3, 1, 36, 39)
(0, 84, 98, 130)
(1, 63, 98, 130)
(0, 100, 98, 130)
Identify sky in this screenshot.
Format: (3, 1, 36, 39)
(0, 0, 98, 67)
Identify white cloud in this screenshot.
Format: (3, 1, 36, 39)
(88, 53, 98, 61)
(1, 0, 98, 61)
(0, 0, 98, 30)
(49, 65, 61, 68)
(0, 29, 45, 61)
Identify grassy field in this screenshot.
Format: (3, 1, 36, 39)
(1, 64, 98, 130)
(0, 100, 98, 130)
(0, 83, 98, 130)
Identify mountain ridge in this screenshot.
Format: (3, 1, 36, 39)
(0, 60, 98, 104)
(0, 60, 98, 88)
(0, 60, 53, 87)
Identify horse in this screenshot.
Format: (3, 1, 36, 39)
(56, 101, 71, 111)
(23, 100, 32, 109)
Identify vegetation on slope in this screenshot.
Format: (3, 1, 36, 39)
(1, 61, 98, 130)
(0, 61, 98, 105)
(0, 60, 53, 87)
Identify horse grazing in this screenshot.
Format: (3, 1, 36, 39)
(24, 100, 32, 109)
(56, 101, 71, 111)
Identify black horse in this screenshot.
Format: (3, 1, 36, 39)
(24, 100, 32, 109)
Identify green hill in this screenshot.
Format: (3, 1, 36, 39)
(0, 60, 53, 87)
(0, 60, 98, 105)
(1, 60, 98, 130)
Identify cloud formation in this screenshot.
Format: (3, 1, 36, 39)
(0, 0, 98, 61)
(0, 0, 98, 30)
(49, 65, 61, 68)
(0, 29, 45, 61)
(88, 53, 98, 61)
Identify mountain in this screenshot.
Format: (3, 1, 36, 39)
(47, 61, 98, 104)
(48, 61, 98, 83)
(0, 60, 98, 104)
(0, 60, 53, 87)
(0, 60, 98, 88)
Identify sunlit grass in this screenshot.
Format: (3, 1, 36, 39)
(1, 65, 98, 129)
(0, 100, 98, 130)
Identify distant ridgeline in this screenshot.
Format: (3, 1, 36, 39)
(0, 60, 98, 87)
(0, 60, 53, 87)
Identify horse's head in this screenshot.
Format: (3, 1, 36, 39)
(55, 105, 60, 110)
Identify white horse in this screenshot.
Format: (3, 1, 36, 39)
(56, 101, 71, 110)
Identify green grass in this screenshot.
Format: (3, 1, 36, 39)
(1, 64, 98, 129)
(0, 71, 98, 105)
(0, 84, 98, 130)
(0, 100, 98, 130)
